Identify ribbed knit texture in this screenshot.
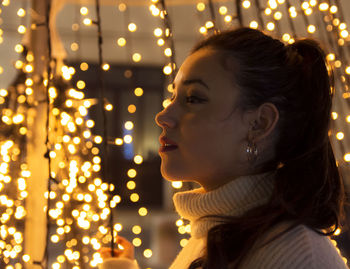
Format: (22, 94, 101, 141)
(170, 171, 348, 269)
(172, 171, 276, 239)
(100, 171, 348, 269)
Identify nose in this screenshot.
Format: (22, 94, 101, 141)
(155, 104, 177, 129)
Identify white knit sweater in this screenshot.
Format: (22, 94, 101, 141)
(100, 171, 348, 269)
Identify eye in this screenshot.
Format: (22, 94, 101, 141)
(186, 95, 205, 104)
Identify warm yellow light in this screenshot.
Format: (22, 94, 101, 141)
(128, 104, 136, 113)
(331, 112, 338, 120)
(17, 8, 26, 17)
(127, 169, 137, 178)
(80, 6, 88, 15)
(154, 28, 162, 37)
(130, 193, 140, 202)
(180, 239, 189, 247)
(134, 87, 143, 97)
(274, 11, 282, 20)
(164, 48, 172, 57)
(83, 18, 92, 26)
(18, 25, 26, 34)
(346, 115, 350, 123)
(114, 223, 123, 232)
(132, 238, 142, 247)
(345, 66, 350, 74)
(138, 207, 148, 216)
(282, 33, 291, 42)
(115, 138, 123, 145)
(25, 64, 33, 73)
(118, 3, 127, 12)
(199, 26, 207, 34)
(128, 23, 137, 32)
(307, 25, 316, 33)
(334, 60, 341, 68)
(265, 8, 272, 15)
(76, 80, 85, 89)
(65, 99, 73, 107)
(49, 87, 57, 99)
(132, 53, 142, 62)
(94, 136, 102, 144)
(117, 37, 126, 47)
(132, 225, 142, 234)
(134, 155, 143, 164)
(80, 62, 89, 71)
(127, 180, 136, 190)
(340, 30, 349, 38)
(242, 0, 251, 8)
(103, 103, 112, 111)
(309, 0, 317, 6)
(124, 121, 134, 130)
(344, 153, 350, 162)
(319, 2, 329, 11)
(205, 21, 214, 29)
(14, 44, 23, 53)
(271, 0, 279, 8)
(157, 38, 165, 46)
(219, 6, 227, 15)
(102, 63, 110, 71)
(336, 132, 344, 140)
(163, 65, 172, 75)
(196, 2, 205, 11)
(70, 42, 79, 51)
(326, 53, 335, 61)
(330, 5, 338, 13)
(23, 254, 30, 262)
(15, 60, 24, 69)
(266, 22, 275, 31)
(171, 181, 183, 189)
(143, 249, 152, 258)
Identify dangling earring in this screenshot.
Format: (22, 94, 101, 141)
(246, 140, 258, 162)
(246, 120, 258, 162)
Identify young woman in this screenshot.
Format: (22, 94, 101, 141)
(100, 27, 347, 269)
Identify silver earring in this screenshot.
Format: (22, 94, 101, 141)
(247, 120, 258, 162)
(246, 140, 258, 162)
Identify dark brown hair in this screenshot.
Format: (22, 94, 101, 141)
(189, 28, 345, 269)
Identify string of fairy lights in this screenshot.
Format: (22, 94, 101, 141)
(0, 0, 349, 268)
(0, 0, 30, 268)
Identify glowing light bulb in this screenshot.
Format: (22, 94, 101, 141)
(117, 37, 126, 47)
(128, 23, 137, 32)
(83, 18, 92, 26)
(307, 25, 316, 33)
(242, 0, 251, 8)
(17, 8, 26, 17)
(132, 53, 142, 62)
(197, 2, 205, 11)
(80, 6, 88, 15)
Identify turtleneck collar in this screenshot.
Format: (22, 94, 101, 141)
(173, 171, 276, 238)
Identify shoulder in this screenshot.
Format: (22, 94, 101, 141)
(241, 224, 348, 269)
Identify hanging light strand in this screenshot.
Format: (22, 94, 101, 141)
(94, 0, 115, 257)
(159, 0, 177, 82)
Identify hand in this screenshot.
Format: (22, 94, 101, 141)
(99, 236, 135, 260)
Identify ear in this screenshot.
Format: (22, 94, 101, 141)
(248, 103, 279, 142)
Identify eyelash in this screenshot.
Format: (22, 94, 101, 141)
(170, 95, 205, 104)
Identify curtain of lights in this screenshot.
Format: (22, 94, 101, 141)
(0, 0, 349, 268)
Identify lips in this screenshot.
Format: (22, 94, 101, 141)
(159, 136, 178, 153)
(159, 136, 177, 146)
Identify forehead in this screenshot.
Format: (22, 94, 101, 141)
(174, 48, 229, 85)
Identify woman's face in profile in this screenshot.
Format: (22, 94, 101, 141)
(155, 48, 251, 191)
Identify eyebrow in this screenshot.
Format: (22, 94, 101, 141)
(174, 79, 210, 91)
